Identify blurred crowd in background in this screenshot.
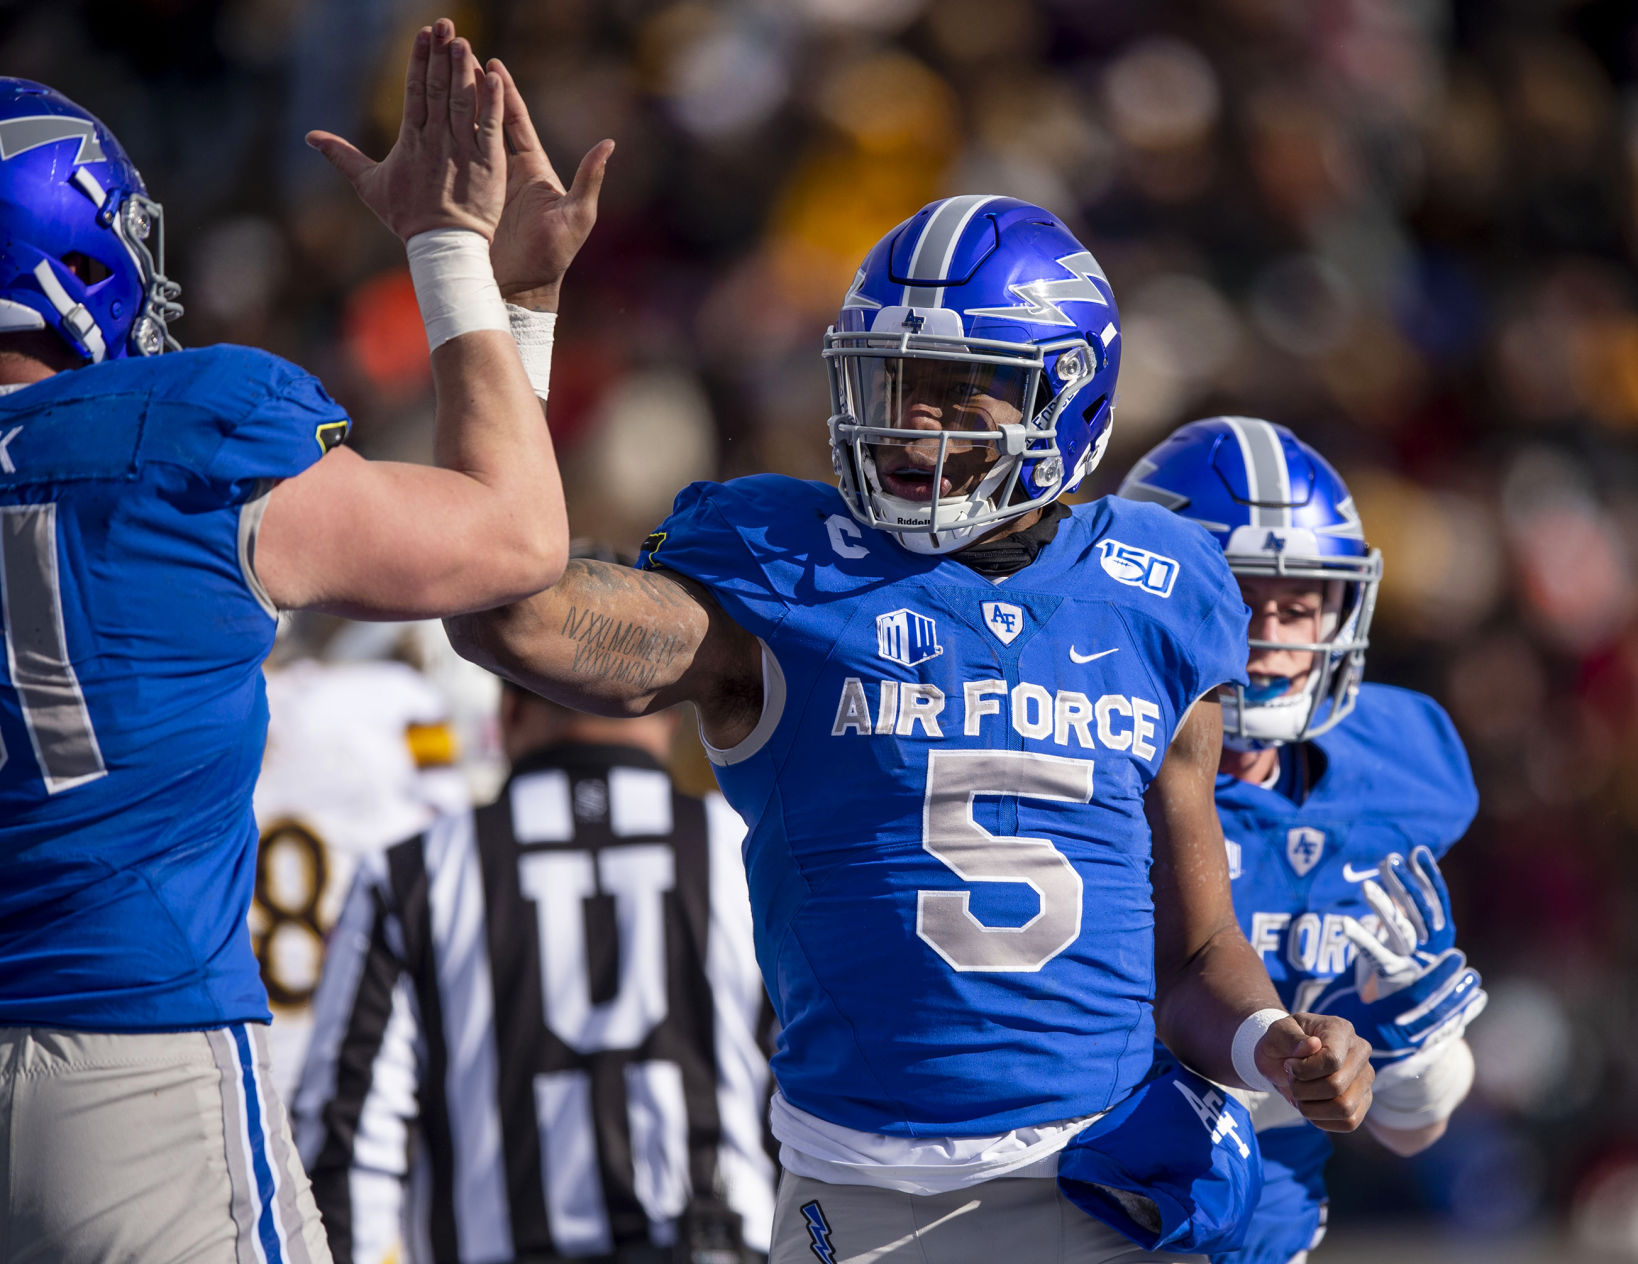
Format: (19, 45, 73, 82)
(8, 0, 1638, 1255)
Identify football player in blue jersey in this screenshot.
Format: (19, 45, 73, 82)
(447, 155, 1376, 1263)
(0, 21, 611, 1261)
(1118, 418, 1488, 1264)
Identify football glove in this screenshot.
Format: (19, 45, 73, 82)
(1313, 846, 1487, 1063)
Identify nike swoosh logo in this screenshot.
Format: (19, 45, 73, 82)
(1342, 864, 1379, 882)
(1069, 647, 1120, 664)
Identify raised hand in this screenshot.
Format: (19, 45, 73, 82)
(306, 19, 507, 243)
(485, 60, 614, 309)
(1254, 1012, 1373, 1132)
(1316, 846, 1488, 1062)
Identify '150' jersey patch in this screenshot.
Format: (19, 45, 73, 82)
(1096, 539, 1180, 597)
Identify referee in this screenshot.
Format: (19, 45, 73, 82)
(292, 660, 776, 1263)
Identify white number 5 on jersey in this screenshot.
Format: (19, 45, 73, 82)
(917, 749, 1091, 972)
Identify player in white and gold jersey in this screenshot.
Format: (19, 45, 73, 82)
(252, 649, 476, 1100)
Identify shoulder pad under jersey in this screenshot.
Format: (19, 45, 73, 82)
(1061, 495, 1252, 704)
(1311, 683, 1478, 857)
(0, 345, 349, 503)
(640, 474, 865, 639)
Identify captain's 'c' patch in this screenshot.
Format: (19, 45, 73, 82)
(315, 420, 349, 455)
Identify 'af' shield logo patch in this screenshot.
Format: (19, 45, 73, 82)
(1286, 826, 1325, 877)
(981, 601, 1024, 645)
(877, 608, 942, 667)
(1096, 539, 1179, 597)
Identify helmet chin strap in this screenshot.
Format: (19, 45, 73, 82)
(30, 259, 105, 362)
(877, 494, 986, 555)
(864, 444, 1022, 556)
(1222, 666, 1322, 748)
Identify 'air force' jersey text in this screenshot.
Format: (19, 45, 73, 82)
(0, 346, 349, 1031)
(641, 475, 1249, 1138)
(1213, 684, 1478, 1264)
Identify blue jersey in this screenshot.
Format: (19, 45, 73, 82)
(1211, 683, 1477, 1264)
(641, 475, 1248, 1137)
(0, 346, 349, 1032)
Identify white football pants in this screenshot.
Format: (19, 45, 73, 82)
(0, 1024, 332, 1263)
(770, 1172, 1206, 1264)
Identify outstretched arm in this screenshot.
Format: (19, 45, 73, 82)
(1149, 699, 1374, 1132)
(255, 21, 608, 619)
(439, 61, 763, 741)
(446, 559, 764, 742)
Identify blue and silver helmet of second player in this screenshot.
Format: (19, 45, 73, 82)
(1118, 416, 1383, 745)
(825, 195, 1121, 555)
(0, 77, 182, 362)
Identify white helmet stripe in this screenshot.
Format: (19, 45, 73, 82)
(71, 167, 109, 209)
(1224, 415, 1292, 528)
(901, 194, 999, 309)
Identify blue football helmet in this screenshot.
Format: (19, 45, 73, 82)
(1118, 417, 1383, 745)
(825, 195, 1121, 554)
(0, 78, 181, 363)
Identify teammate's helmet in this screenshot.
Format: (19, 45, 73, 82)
(825, 195, 1120, 554)
(1118, 417, 1383, 746)
(0, 78, 181, 363)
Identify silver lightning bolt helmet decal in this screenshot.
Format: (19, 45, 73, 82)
(966, 250, 1110, 326)
(0, 116, 105, 165)
(841, 268, 881, 310)
(1117, 455, 1190, 511)
(1315, 494, 1367, 540)
(1118, 453, 1232, 534)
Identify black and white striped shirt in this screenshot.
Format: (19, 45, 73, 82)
(292, 743, 776, 1264)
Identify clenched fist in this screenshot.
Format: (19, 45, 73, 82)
(1254, 1012, 1374, 1132)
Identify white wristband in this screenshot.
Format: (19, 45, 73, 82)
(1369, 1036, 1475, 1131)
(406, 228, 507, 351)
(1231, 1007, 1288, 1096)
(506, 304, 556, 404)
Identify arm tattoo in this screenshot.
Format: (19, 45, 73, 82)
(557, 561, 698, 691)
(560, 605, 689, 690)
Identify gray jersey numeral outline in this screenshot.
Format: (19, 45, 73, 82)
(0, 503, 107, 792)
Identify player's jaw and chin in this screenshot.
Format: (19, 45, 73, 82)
(868, 439, 993, 509)
(864, 386, 1019, 506)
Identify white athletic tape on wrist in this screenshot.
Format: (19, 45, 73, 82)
(1369, 1036, 1475, 1131)
(506, 304, 556, 403)
(1232, 1008, 1289, 1096)
(406, 228, 507, 351)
